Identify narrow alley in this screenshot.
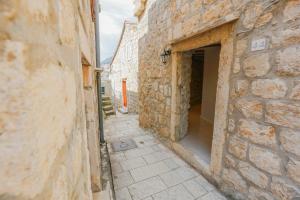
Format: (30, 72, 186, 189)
(2, 0, 300, 199)
(105, 114, 227, 200)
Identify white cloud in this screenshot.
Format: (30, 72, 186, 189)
(99, 0, 135, 61)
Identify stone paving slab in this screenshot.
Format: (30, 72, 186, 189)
(105, 113, 227, 200)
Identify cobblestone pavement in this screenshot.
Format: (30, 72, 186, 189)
(105, 113, 227, 200)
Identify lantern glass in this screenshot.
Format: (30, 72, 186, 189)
(160, 54, 166, 64)
(160, 49, 171, 65)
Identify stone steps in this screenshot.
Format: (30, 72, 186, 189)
(104, 110, 115, 116)
(101, 96, 115, 117)
(103, 105, 113, 111)
(102, 96, 111, 101)
(102, 100, 112, 106)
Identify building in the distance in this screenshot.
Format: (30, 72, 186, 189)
(109, 21, 139, 113)
(101, 59, 112, 97)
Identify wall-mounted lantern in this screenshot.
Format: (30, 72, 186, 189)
(160, 48, 171, 65)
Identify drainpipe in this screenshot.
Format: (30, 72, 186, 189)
(94, 0, 105, 144)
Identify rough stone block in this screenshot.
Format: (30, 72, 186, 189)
(249, 145, 281, 175)
(279, 129, 300, 157)
(228, 118, 235, 132)
(266, 101, 300, 129)
(272, 26, 300, 47)
(222, 168, 247, 193)
(233, 58, 241, 74)
(224, 154, 237, 168)
(238, 119, 276, 147)
(271, 177, 300, 200)
(242, 3, 263, 29)
(243, 53, 270, 77)
(236, 39, 248, 57)
(251, 79, 287, 99)
(287, 158, 300, 184)
(235, 80, 249, 97)
(276, 46, 300, 76)
(228, 136, 248, 160)
(238, 161, 269, 189)
(235, 99, 263, 119)
(290, 83, 300, 100)
(249, 187, 274, 200)
(283, 0, 300, 22)
(202, 0, 233, 23)
(255, 12, 273, 28)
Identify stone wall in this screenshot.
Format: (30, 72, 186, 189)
(136, 0, 300, 199)
(0, 0, 99, 199)
(110, 22, 139, 113)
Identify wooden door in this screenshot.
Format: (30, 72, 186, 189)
(122, 80, 127, 108)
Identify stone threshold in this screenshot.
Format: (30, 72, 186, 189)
(146, 130, 220, 188)
(170, 142, 216, 185)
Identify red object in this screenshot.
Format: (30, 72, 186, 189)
(122, 80, 127, 108)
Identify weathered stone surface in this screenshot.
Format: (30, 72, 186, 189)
(233, 39, 248, 74)
(271, 177, 300, 200)
(279, 129, 300, 157)
(228, 136, 248, 160)
(276, 46, 300, 76)
(251, 79, 287, 99)
(222, 168, 248, 193)
(233, 58, 241, 74)
(287, 158, 300, 184)
(290, 83, 300, 100)
(249, 187, 274, 200)
(238, 119, 276, 147)
(235, 39, 248, 57)
(235, 80, 249, 97)
(243, 53, 270, 77)
(242, 3, 263, 29)
(249, 145, 281, 175)
(235, 99, 263, 119)
(228, 118, 235, 132)
(238, 161, 269, 189)
(272, 26, 300, 47)
(0, 1, 97, 199)
(255, 12, 273, 28)
(135, 0, 300, 199)
(266, 102, 300, 129)
(201, 0, 233, 23)
(224, 154, 237, 168)
(283, 0, 300, 22)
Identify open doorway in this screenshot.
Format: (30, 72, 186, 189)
(179, 45, 221, 164)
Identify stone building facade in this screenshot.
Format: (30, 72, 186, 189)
(110, 22, 139, 113)
(0, 0, 102, 199)
(135, 0, 300, 199)
(101, 63, 112, 97)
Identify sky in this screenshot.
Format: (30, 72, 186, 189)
(100, 0, 135, 62)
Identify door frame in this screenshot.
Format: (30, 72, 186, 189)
(170, 22, 234, 180)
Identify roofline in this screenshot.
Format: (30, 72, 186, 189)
(109, 21, 137, 72)
(134, 0, 147, 17)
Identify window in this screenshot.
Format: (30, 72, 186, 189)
(101, 86, 105, 94)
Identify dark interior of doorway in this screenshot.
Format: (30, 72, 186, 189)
(180, 44, 221, 164)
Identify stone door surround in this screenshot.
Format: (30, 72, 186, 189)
(170, 22, 235, 181)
